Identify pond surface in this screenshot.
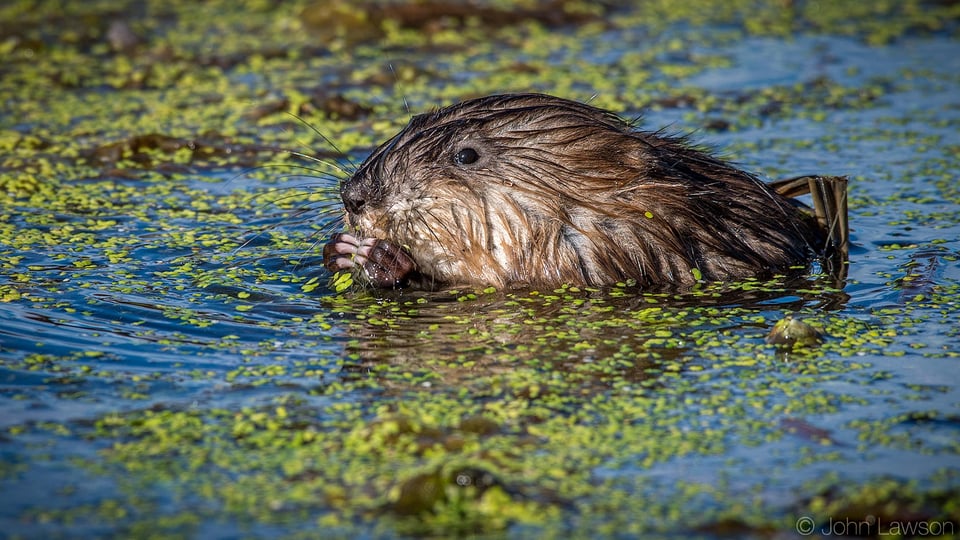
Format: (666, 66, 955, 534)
(1, 1, 959, 538)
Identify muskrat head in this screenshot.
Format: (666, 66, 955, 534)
(324, 93, 832, 290)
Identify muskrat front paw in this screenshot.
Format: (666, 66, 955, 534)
(323, 233, 417, 289)
(362, 239, 419, 288)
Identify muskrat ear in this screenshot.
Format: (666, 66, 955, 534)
(453, 147, 480, 166)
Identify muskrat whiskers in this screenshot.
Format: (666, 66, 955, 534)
(280, 150, 354, 177)
(283, 112, 360, 173)
(248, 161, 346, 183)
(291, 222, 340, 270)
(228, 181, 342, 265)
(245, 186, 336, 212)
(387, 63, 412, 116)
(228, 161, 342, 217)
(225, 112, 360, 277)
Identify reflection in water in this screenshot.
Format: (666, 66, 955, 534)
(328, 273, 850, 392)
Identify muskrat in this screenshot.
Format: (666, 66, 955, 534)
(323, 93, 848, 290)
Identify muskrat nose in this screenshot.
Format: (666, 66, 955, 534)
(341, 185, 365, 214)
(340, 176, 376, 215)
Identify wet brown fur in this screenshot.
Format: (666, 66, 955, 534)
(336, 93, 841, 289)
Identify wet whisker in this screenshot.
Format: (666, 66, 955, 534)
(283, 111, 360, 173)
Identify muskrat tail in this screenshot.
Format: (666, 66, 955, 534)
(769, 175, 849, 278)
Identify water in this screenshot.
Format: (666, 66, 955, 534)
(1, 4, 959, 538)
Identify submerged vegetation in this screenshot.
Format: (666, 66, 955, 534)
(1, 0, 959, 537)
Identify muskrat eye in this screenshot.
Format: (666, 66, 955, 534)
(454, 147, 479, 166)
